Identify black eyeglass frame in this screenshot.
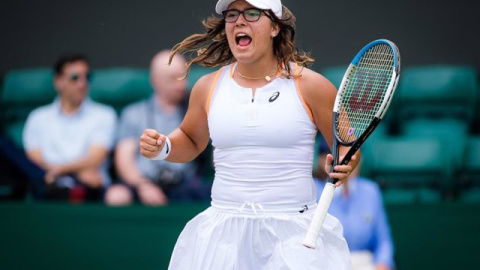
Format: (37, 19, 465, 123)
(222, 8, 272, 23)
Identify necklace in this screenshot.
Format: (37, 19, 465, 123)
(237, 69, 277, 82)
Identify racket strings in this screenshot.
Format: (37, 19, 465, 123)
(337, 44, 394, 143)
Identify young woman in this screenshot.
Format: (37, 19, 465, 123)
(140, 0, 359, 269)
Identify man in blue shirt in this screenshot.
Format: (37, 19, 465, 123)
(315, 139, 395, 270)
(22, 53, 117, 201)
(104, 50, 210, 206)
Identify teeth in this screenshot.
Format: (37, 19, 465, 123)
(236, 33, 247, 37)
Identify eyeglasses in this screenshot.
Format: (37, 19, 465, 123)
(68, 73, 92, 82)
(222, 8, 268, 23)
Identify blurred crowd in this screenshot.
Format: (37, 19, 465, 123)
(0, 51, 212, 206)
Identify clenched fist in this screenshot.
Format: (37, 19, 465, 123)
(140, 129, 168, 159)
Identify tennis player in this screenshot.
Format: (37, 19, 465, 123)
(140, 0, 359, 269)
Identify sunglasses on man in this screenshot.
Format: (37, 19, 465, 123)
(68, 73, 92, 82)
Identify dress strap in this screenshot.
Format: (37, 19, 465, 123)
(205, 65, 231, 116)
(292, 62, 314, 122)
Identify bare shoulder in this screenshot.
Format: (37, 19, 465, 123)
(297, 67, 337, 100)
(296, 66, 338, 144)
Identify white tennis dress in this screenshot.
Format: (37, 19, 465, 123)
(168, 63, 351, 270)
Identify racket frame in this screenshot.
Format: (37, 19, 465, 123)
(302, 39, 400, 249)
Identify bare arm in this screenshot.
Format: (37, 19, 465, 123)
(140, 72, 215, 162)
(166, 72, 211, 162)
(27, 145, 108, 173)
(55, 145, 109, 174)
(27, 145, 109, 187)
(299, 68, 360, 182)
(26, 149, 49, 170)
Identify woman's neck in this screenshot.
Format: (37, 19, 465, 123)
(236, 57, 279, 79)
(234, 57, 280, 88)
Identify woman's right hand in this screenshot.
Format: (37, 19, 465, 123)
(140, 129, 167, 159)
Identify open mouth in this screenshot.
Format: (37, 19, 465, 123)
(235, 33, 252, 47)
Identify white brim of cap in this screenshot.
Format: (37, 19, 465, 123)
(215, 0, 281, 18)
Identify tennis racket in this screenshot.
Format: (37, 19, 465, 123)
(303, 39, 401, 249)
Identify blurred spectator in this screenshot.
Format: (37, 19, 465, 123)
(0, 133, 38, 200)
(104, 50, 210, 206)
(21, 53, 117, 202)
(315, 138, 395, 270)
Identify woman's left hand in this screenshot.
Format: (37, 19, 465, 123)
(324, 154, 357, 187)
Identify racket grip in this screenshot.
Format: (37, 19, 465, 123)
(302, 183, 336, 249)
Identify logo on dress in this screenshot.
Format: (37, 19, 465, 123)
(269, 91, 280, 102)
(299, 205, 308, 213)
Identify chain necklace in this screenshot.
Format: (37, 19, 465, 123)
(237, 69, 278, 82)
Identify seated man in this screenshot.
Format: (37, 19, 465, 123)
(315, 139, 395, 270)
(105, 50, 210, 206)
(22, 53, 117, 201)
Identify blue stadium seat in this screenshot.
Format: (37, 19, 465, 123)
(401, 119, 468, 170)
(362, 137, 454, 203)
(458, 136, 480, 202)
(89, 68, 151, 114)
(187, 65, 217, 93)
(89, 66, 215, 114)
(321, 66, 347, 88)
(1, 68, 55, 147)
(396, 65, 477, 122)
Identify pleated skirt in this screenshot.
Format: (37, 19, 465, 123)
(168, 201, 351, 270)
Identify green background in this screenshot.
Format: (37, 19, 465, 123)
(1, 202, 479, 270)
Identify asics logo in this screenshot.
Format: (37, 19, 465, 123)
(269, 91, 280, 102)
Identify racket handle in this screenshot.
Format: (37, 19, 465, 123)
(302, 182, 336, 249)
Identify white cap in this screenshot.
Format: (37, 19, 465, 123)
(215, 0, 283, 19)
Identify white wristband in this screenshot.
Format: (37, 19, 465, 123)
(150, 137, 171, 160)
